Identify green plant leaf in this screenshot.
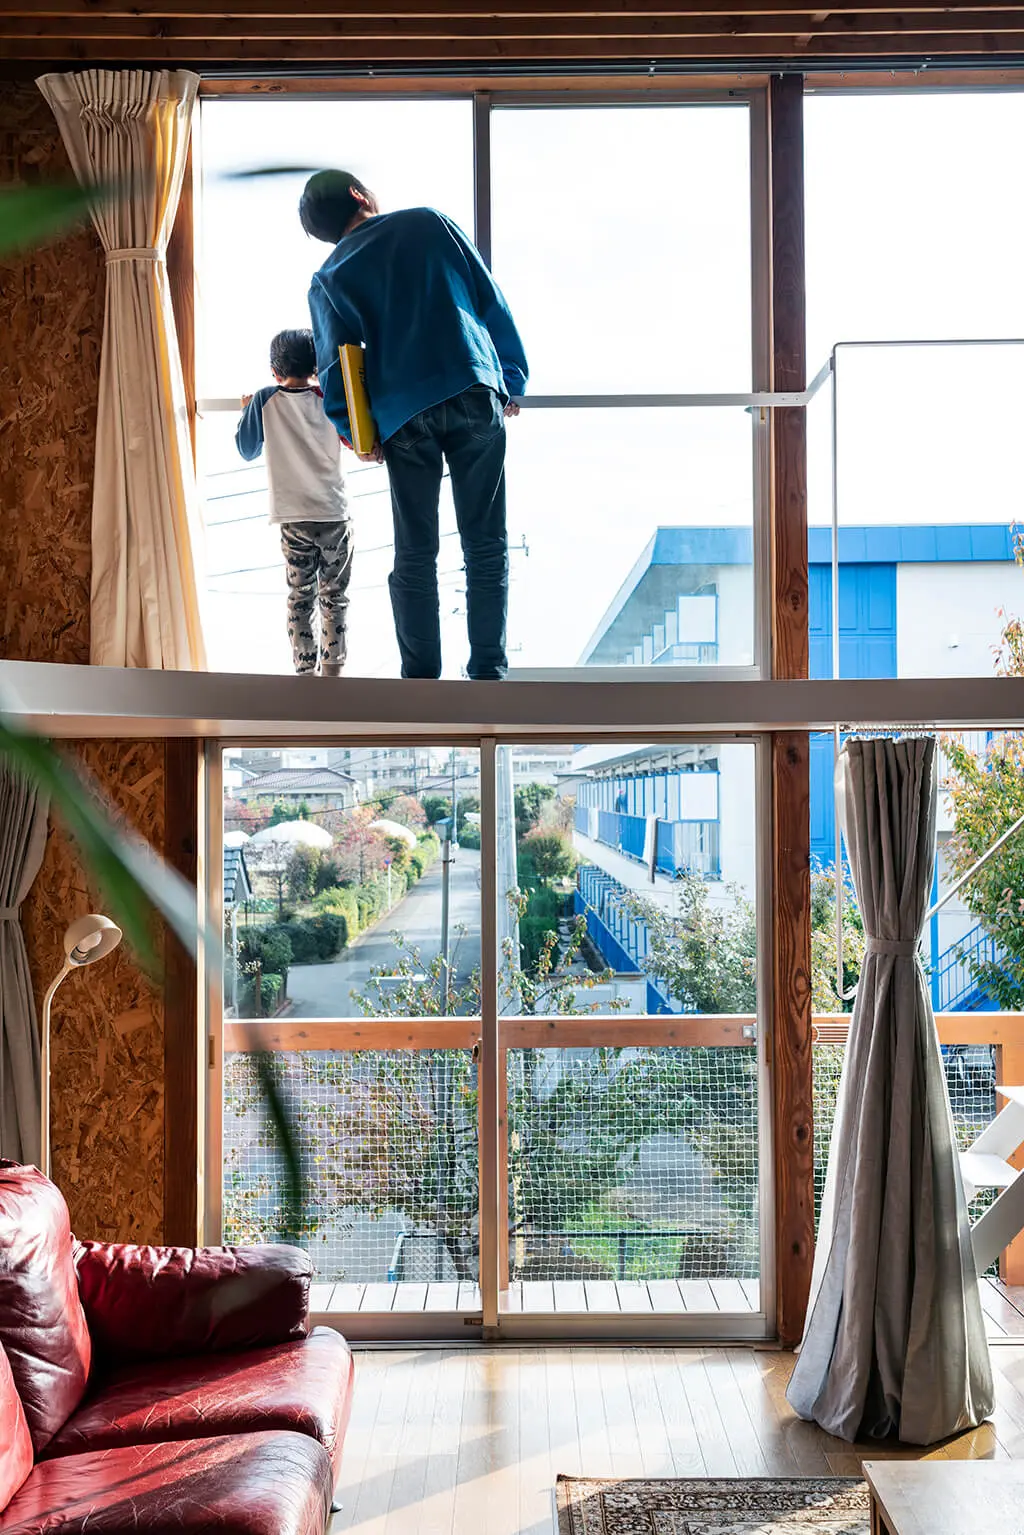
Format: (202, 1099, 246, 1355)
(251, 1046, 306, 1245)
(0, 718, 211, 978)
(0, 182, 100, 258)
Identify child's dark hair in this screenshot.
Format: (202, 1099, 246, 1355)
(299, 170, 372, 244)
(270, 328, 316, 380)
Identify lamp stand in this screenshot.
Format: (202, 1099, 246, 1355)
(40, 964, 71, 1181)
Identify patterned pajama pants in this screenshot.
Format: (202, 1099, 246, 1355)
(280, 520, 354, 674)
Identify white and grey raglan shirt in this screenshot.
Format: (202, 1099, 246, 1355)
(235, 385, 349, 525)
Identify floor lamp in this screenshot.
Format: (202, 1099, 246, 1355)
(40, 913, 122, 1179)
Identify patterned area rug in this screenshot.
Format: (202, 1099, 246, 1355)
(555, 1477, 869, 1535)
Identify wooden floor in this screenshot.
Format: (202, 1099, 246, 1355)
(332, 1344, 1024, 1535)
(980, 1278, 1024, 1339)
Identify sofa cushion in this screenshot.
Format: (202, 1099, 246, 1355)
(0, 1163, 91, 1453)
(73, 1241, 311, 1365)
(0, 1431, 332, 1535)
(45, 1326, 354, 1478)
(0, 1344, 32, 1515)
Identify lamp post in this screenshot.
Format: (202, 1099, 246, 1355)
(40, 914, 122, 1179)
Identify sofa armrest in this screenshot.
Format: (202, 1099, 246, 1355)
(73, 1241, 311, 1365)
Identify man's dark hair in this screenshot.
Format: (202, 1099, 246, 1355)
(299, 170, 372, 245)
(269, 328, 316, 380)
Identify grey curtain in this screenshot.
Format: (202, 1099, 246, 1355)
(786, 736, 993, 1445)
(0, 766, 50, 1164)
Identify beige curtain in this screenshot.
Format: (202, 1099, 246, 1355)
(0, 765, 50, 1164)
(37, 69, 206, 671)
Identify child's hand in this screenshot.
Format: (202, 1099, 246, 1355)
(357, 441, 384, 464)
(240, 393, 253, 409)
(504, 401, 520, 419)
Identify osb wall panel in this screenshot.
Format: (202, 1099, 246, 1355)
(0, 80, 102, 665)
(22, 741, 166, 1243)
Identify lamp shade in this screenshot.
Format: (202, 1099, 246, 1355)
(63, 913, 122, 967)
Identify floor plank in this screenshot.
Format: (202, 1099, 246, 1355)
(678, 1279, 716, 1311)
(647, 1279, 688, 1313)
(709, 1279, 750, 1313)
(521, 1280, 556, 1313)
(309, 1282, 334, 1312)
(330, 1345, 1024, 1535)
(361, 1282, 398, 1313)
(615, 1280, 655, 1312)
(457, 1281, 481, 1313)
(982, 1280, 1024, 1337)
(328, 1283, 364, 1315)
(392, 1283, 429, 1313)
(424, 1282, 460, 1312)
(554, 1280, 588, 1312)
(583, 1280, 620, 1312)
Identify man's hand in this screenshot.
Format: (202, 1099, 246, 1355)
(357, 441, 384, 464)
(504, 401, 521, 419)
(240, 393, 253, 409)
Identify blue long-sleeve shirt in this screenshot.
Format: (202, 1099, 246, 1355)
(308, 207, 528, 445)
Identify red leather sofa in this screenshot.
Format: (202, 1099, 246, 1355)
(0, 1161, 354, 1533)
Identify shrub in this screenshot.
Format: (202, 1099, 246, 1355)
(264, 913, 344, 964)
(421, 794, 451, 826)
(238, 926, 293, 986)
(240, 970, 284, 1016)
(457, 821, 481, 850)
(313, 885, 359, 942)
(519, 885, 562, 975)
(522, 831, 577, 884)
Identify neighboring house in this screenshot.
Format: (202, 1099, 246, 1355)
(223, 837, 253, 1018)
(574, 523, 1021, 1015)
(235, 765, 359, 813)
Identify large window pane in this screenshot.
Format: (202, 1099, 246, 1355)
(496, 742, 757, 1017)
(506, 408, 755, 671)
(223, 1047, 479, 1292)
(805, 93, 1024, 685)
(491, 104, 752, 394)
(224, 744, 481, 1019)
(198, 99, 474, 399)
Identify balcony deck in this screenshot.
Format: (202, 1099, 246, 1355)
(311, 1275, 1022, 1334)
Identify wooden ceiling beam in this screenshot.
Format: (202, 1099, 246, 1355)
(6, 31, 1024, 58)
(6, 0, 1024, 17)
(6, 9, 1024, 36)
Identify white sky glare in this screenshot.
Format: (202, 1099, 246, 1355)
(196, 90, 1024, 678)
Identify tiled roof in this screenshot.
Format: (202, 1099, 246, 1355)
(246, 767, 356, 792)
(224, 843, 252, 905)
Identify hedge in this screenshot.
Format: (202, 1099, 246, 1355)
(240, 970, 284, 1016)
(263, 913, 344, 964)
(238, 926, 292, 985)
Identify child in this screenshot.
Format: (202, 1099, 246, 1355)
(236, 328, 352, 677)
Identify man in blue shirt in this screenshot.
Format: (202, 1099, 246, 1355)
(301, 170, 529, 681)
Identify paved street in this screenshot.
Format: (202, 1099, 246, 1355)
(287, 847, 482, 1018)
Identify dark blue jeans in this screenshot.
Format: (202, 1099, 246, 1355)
(383, 384, 508, 680)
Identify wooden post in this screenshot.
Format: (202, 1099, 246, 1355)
(768, 73, 814, 1348)
(163, 738, 202, 1245)
(167, 138, 196, 464)
(996, 1042, 1024, 1285)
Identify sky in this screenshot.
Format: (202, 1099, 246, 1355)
(195, 90, 1024, 678)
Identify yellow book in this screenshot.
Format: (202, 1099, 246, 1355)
(338, 343, 376, 456)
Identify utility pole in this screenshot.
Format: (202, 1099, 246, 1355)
(439, 817, 452, 1013)
(451, 746, 459, 850)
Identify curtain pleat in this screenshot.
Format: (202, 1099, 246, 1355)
(0, 767, 50, 1165)
(37, 68, 206, 671)
(787, 736, 993, 1444)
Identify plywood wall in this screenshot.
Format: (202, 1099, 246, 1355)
(0, 80, 102, 667)
(1, 81, 171, 1242)
(21, 742, 167, 1243)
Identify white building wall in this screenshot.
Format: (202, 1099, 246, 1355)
(715, 565, 755, 667)
(897, 562, 1020, 679)
(714, 743, 758, 901)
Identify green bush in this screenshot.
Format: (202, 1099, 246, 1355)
(313, 885, 360, 942)
(238, 926, 293, 985)
(522, 831, 577, 884)
(264, 913, 344, 964)
(240, 970, 284, 1016)
(457, 821, 481, 850)
(519, 885, 561, 974)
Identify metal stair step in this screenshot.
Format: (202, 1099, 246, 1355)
(960, 1151, 1020, 1191)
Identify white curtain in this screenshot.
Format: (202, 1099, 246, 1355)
(0, 766, 50, 1164)
(37, 69, 206, 671)
(787, 736, 993, 1445)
